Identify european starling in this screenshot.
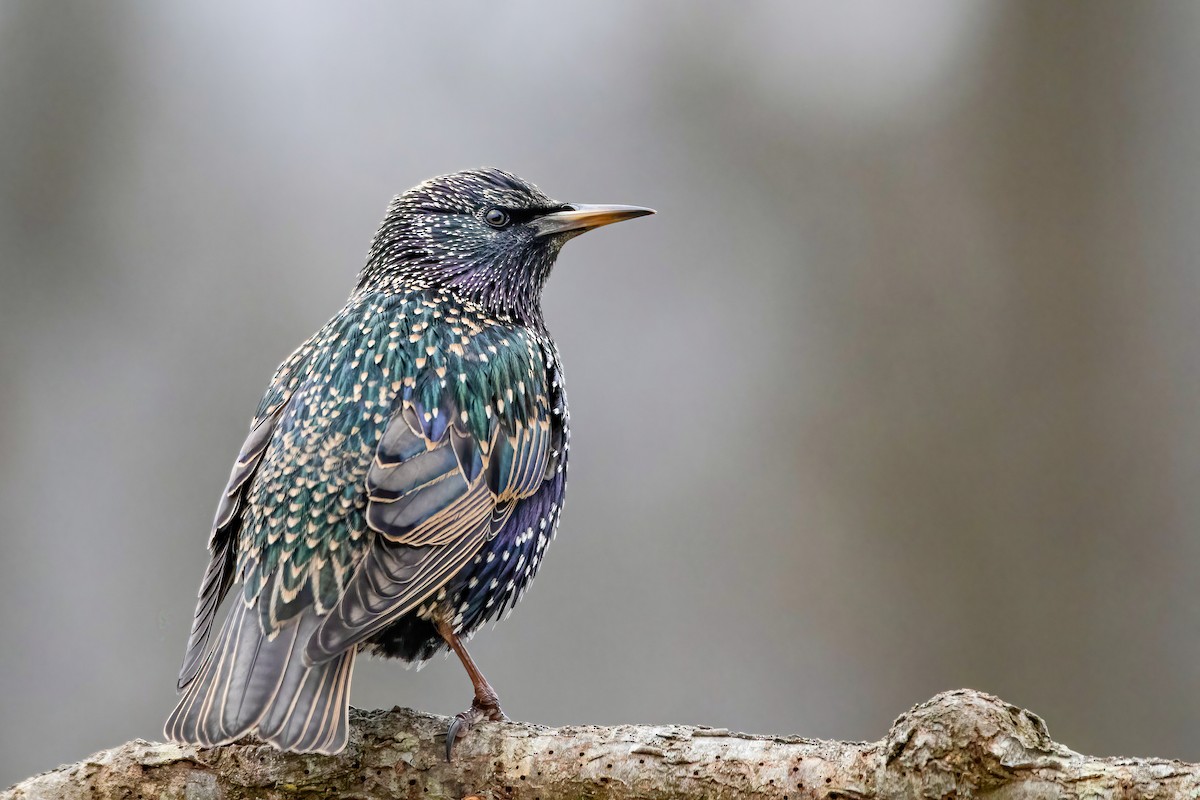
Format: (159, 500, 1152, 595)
(164, 168, 653, 756)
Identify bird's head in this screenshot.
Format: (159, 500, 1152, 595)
(359, 167, 653, 325)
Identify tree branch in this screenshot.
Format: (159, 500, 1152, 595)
(5, 690, 1198, 799)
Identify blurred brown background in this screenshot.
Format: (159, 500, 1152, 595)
(3, 0, 1199, 786)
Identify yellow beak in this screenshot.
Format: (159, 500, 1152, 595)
(531, 204, 656, 237)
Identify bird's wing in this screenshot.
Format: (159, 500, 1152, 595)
(177, 403, 286, 690)
(305, 357, 557, 664)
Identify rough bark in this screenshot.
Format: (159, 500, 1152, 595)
(4, 690, 1197, 799)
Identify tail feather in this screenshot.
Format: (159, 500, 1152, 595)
(165, 599, 353, 754)
(259, 647, 354, 752)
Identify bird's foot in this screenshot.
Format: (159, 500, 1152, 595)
(445, 694, 508, 760)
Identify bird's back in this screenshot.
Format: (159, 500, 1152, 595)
(167, 285, 568, 751)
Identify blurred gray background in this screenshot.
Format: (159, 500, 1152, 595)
(3, 0, 1200, 786)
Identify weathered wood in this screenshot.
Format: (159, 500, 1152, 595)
(5, 690, 1198, 799)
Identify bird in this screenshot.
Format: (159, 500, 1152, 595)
(164, 167, 653, 758)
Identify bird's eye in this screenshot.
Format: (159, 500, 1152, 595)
(484, 208, 510, 228)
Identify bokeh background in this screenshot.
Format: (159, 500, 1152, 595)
(3, 0, 1200, 786)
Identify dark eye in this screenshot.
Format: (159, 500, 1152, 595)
(484, 208, 510, 228)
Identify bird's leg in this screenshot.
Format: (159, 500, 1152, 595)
(435, 618, 507, 760)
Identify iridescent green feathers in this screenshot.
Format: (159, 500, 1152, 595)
(239, 288, 554, 634)
(309, 319, 557, 663)
(169, 285, 558, 750)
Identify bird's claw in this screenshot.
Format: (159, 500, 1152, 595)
(444, 698, 507, 761)
(445, 707, 481, 761)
